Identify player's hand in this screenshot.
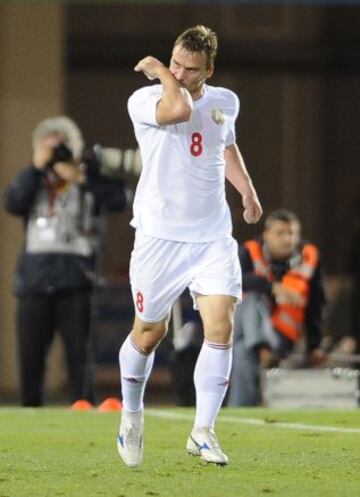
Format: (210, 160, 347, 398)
(134, 56, 165, 81)
(242, 193, 263, 224)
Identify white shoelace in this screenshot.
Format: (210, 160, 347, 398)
(125, 425, 142, 447)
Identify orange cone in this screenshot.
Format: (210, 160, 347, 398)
(70, 399, 94, 411)
(98, 397, 123, 412)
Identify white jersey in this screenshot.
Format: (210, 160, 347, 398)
(127, 83, 240, 242)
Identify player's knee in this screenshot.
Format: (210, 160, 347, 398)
(205, 319, 233, 344)
(139, 331, 167, 354)
(132, 320, 168, 353)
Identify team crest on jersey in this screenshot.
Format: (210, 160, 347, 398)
(211, 109, 226, 125)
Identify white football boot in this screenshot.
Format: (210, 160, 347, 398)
(117, 409, 144, 467)
(186, 427, 229, 465)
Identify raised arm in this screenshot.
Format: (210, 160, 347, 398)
(134, 56, 192, 125)
(224, 143, 263, 224)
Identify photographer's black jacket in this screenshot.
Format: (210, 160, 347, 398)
(4, 165, 130, 296)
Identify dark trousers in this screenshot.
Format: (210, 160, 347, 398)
(16, 290, 94, 406)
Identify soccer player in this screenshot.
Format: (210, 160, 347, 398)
(117, 25, 262, 467)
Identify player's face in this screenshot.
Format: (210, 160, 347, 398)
(263, 220, 301, 260)
(169, 44, 213, 99)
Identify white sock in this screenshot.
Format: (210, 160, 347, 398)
(119, 334, 155, 412)
(193, 340, 233, 430)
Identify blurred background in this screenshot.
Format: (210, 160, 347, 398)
(0, 0, 359, 404)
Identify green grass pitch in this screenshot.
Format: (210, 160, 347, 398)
(1, 407, 359, 497)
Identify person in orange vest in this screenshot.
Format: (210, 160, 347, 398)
(227, 209, 326, 406)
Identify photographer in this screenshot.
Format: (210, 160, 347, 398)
(4, 116, 131, 407)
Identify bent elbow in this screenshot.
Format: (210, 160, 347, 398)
(157, 91, 193, 125)
(181, 102, 192, 121)
(171, 101, 192, 123)
(179, 88, 193, 121)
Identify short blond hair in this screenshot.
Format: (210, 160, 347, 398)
(174, 25, 218, 69)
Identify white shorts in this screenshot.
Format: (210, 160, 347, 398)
(129, 232, 242, 322)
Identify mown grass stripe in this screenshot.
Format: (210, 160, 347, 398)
(146, 408, 360, 434)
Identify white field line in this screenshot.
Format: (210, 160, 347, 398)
(146, 409, 360, 434)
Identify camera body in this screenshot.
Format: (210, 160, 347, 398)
(46, 143, 73, 170)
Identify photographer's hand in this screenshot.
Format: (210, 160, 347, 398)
(53, 163, 86, 184)
(33, 135, 62, 169)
